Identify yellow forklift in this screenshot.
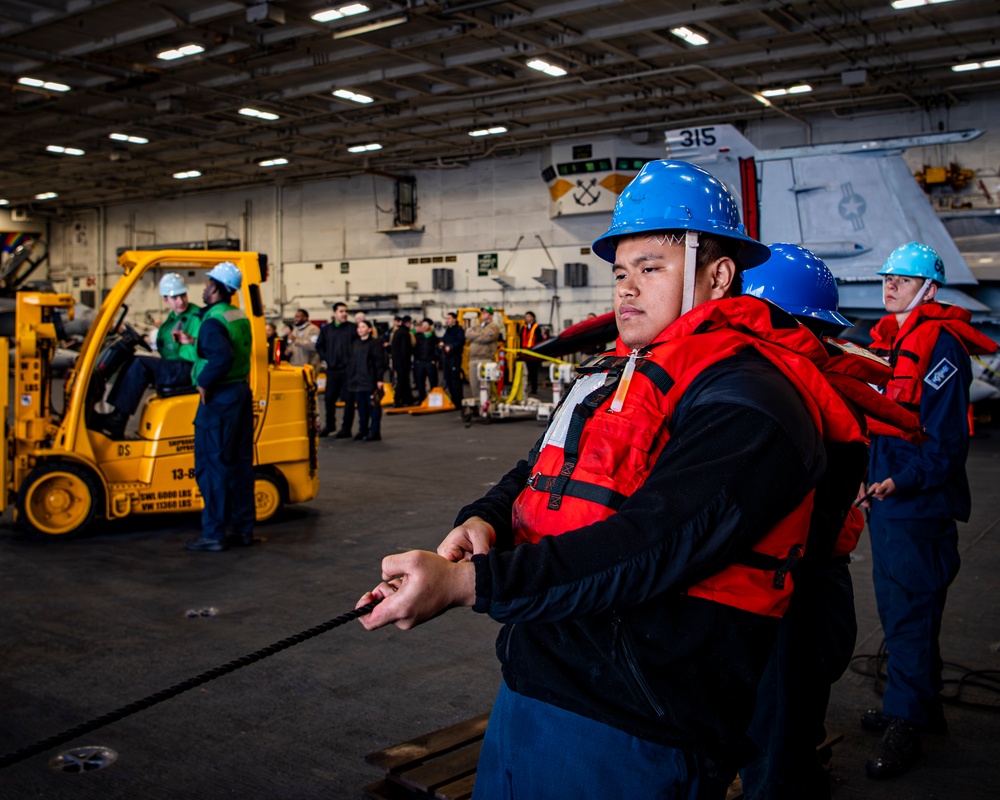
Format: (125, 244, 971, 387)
(1, 249, 319, 538)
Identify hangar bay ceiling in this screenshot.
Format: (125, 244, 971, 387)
(1, 0, 997, 212)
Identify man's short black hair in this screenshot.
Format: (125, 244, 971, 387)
(297, 308, 309, 318)
(402, 315, 412, 324)
(422, 317, 434, 327)
(333, 302, 347, 312)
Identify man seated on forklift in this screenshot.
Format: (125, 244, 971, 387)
(93, 272, 201, 439)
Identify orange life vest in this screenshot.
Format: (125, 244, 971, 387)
(869, 302, 997, 413)
(511, 296, 867, 619)
(821, 338, 923, 444)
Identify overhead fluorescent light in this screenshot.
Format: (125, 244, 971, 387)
(35, 192, 58, 200)
(312, 3, 369, 22)
(760, 84, 812, 97)
(172, 170, 202, 179)
(670, 27, 709, 46)
(239, 107, 280, 120)
(891, 0, 955, 8)
(952, 58, 1000, 72)
(333, 88, 374, 104)
(259, 157, 289, 167)
(157, 44, 205, 61)
(46, 145, 85, 156)
(526, 59, 567, 77)
(469, 126, 507, 137)
(347, 143, 382, 153)
(109, 133, 149, 144)
(18, 77, 71, 92)
(0, 199, 9, 206)
(332, 15, 407, 39)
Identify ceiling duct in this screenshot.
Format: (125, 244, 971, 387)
(246, 2, 286, 28)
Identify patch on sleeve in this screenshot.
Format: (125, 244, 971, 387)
(924, 357, 958, 391)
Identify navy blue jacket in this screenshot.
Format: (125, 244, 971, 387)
(869, 331, 973, 521)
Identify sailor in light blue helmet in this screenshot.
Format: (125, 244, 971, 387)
(877, 241, 945, 314)
(743, 243, 851, 332)
(593, 160, 770, 318)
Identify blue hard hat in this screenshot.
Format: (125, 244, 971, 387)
(591, 160, 770, 269)
(877, 242, 946, 284)
(158, 272, 188, 297)
(206, 260, 242, 292)
(742, 243, 850, 327)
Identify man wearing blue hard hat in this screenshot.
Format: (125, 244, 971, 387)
(178, 261, 255, 552)
(859, 242, 998, 778)
(93, 272, 201, 438)
(355, 161, 868, 798)
(740, 244, 921, 798)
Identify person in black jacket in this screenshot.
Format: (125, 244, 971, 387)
(356, 161, 834, 799)
(439, 311, 466, 405)
(412, 317, 440, 403)
(316, 302, 357, 438)
(347, 318, 386, 442)
(390, 314, 415, 407)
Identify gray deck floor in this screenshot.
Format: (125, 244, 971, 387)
(1, 408, 998, 799)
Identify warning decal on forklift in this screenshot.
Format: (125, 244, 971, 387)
(167, 438, 196, 453)
(20, 394, 31, 406)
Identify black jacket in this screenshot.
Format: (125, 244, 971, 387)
(440, 325, 465, 363)
(458, 353, 825, 772)
(390, 326, 414, 365)
(346, 337, 385, 393)
(316, 320, 357, 372)
(413, 332, 439, 363)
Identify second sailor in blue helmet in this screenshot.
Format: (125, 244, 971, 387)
(356, 160, 862, 799)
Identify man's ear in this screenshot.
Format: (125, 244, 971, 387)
(925, 282, 939, 303)
(709, 257, 737, 299)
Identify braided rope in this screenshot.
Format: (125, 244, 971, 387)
(0, 600, 380, 770)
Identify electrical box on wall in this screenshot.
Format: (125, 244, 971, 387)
(564, 262, 588, 287)
(432, 268, 454, 291)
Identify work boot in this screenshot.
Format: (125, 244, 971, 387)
(185, 538, 228, 552)
(866, 718, 922, 779)
(333, 430, 352, 439)
(317, 427, 330, 438)
(861, 705, 947, 735)
(93, 410, 128, 439)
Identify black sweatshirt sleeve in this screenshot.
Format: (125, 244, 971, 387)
(463, 353, 826, 623)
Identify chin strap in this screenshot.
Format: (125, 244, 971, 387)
(681, 230, 699, 315)
(883, 277, 933, 312)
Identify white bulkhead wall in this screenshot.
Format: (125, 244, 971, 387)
(40, 93, 1000, 330)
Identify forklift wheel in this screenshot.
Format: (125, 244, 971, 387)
(17, 462, 99, 538)
(254, 472, 284, 523)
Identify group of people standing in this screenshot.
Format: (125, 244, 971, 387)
(355, 158, 996, 799)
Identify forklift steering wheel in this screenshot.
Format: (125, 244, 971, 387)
(121, 323, 152, 353)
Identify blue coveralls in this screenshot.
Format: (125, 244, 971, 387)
(194, 311, 255, 544)
(868, 331, 971, 727)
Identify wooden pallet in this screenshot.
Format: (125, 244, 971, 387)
(365, 714, 841, 800)
(365, 713, 489, 800)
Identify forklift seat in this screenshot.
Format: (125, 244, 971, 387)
(156, 384, 199, 398)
